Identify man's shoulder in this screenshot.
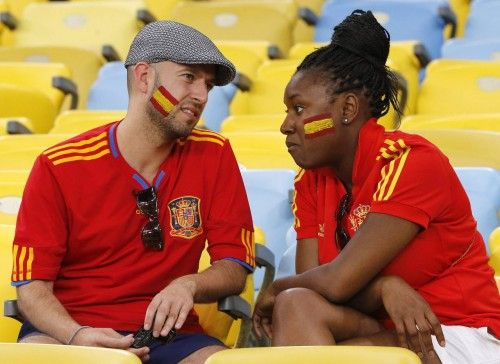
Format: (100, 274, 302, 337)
(40, 122, 115, 168)
(181, 128, 227, 149)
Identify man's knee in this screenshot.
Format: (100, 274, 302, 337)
(178, 345, 225, 364)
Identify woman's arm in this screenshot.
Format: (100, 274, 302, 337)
(295, 238, 319, 273)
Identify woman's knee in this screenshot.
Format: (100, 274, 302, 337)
(273, 287, 329, 321)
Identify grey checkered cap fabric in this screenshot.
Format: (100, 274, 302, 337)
(125, 21, 236, 86)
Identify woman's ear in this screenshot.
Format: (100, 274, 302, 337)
(341, 92, 359, 124)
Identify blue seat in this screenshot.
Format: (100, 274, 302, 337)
(315, 0, 456, 60)
(240, 169, 295, 291)
(87, 61, 237, 131)
(455, 167, 500, 253)
(463, 0, 500, 40)
(442, 38, 500, 61)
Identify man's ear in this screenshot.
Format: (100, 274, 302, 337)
(131, 62, 153, 94)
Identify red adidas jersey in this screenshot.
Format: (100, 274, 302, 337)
(12, 122, 255, 332)
(293, 119, 500, 337)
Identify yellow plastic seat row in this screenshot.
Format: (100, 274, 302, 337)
(401, 113, 500, 132)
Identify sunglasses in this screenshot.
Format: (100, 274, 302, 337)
(335, 193, 351, 250)
(134, 186, 164, 251)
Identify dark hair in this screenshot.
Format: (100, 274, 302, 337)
(297, 10, 401, 118)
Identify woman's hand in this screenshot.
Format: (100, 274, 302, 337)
(252, 284, 278, 339)
(381, 276, 445, 360)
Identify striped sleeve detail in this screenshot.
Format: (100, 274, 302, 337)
(12, 244, 35, 281)
(186, 129, 226, 146)
(240, 228, 255, 267)
(292, 169, 306, 228)
(373, 139, 411, 201)
(43, 131, 110, 166)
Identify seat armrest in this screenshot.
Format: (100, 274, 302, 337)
(52, 77, 79, 109)
(218, 295, 251, 320)
(4, 299, 23, 322)
(0, 12, 17, 30)
(298, 7, 318, 26)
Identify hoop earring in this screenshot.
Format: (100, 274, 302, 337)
(342, 117, 349, 125)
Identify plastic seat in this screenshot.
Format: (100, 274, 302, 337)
(489, 227, 500, 274)
(0, 181, 25, 224)
(50, 110, 126, 134)
(454, 167, 500, 248)
(0, 224, 21, 342)
(221, 114, 285, 133)
(205, 346, 421, 364)
(442, 38, 500, 61)
(0, 343, 141, 363)
(416, 60, 500, 116)
(223, 131, 297, 170)
(87, 62, 128, 110)
(3, 1, 153, 60)
(0, 46, 104, 109)
(403, 128, 500, 169)
(0, 0, 44, 19)
(315, 0, 456, 60)
(401, 113, 500, 132)
(463, 1, 500, 40)
(171, 0, 307, 57)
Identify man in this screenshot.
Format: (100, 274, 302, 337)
(11, 21, 255, 364)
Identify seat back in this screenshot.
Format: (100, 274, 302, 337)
(0, 46, 103, 109)
(0, 181, 25, 225)
(417, 60, 500, 115)
(50, 110, 125, 134)
(401, 113, 500, 132)
(316, 0, 454, 59)
(87, 62, 128, 110)
(442, 38, 500, 61)
(221, 114, 285, 133)
(489, 227, 500, 274)
(171, 1, 297, 56)
(12, 1, 145, 59)
(464, 1, 500, 40)
(0, 342, 141, 363)
(0, 224, 21, 342)
(205, 346, 422, 364)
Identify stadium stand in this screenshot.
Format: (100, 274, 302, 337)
(442, 38, 500, 61)
(49, 110, 126, 134)
(401, 113, 500, 132)
(462, 0, 500, 41)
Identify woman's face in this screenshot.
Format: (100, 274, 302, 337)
(281, 70, 346, 169)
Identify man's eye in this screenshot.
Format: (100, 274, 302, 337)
(184, 73, 194, 81)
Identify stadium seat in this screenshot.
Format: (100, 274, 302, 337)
(0, 46, 103, 109)
(171, 0, 313, 57)
(442, 38, 500, 61)
(315, 0, 456, 60)
(403, 128, 500, 169)
(0, 180, 25, 225)
(50, 110, 126, 135)
(416, 60, 500, 116)
(0, 224, 20, 342)
(0, 0, 43, 19)
(86, 62, 128, 110)
(205, 346, 421, 364)
(223, 131, 297, 170)
(401, 113, 500, 132)
(2, 1, 154, 60)
(221, 114, 285, 133)
(215, 40, 269, 79)
(240, 169, 295, 292)
(462, 0, 500, 41)
(448, 0, 470, 37)
(454, 167, 500, 248)
(0, 117, 33, 136)
(276, 240, 296, 279)
(0, 343, 141, 363)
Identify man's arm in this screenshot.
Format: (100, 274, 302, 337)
(144, 259, 247, 337)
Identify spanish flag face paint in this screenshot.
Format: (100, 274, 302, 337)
(303, 113, 335, 139)
(150, 86, 179, 117)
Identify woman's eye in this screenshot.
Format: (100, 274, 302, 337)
(295, 105, 304, 113)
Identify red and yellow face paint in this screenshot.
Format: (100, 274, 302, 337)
(303, 113, 335, 139)
(150, 86, 179, 117)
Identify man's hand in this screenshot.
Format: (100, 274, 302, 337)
(380, 276, 445, 360)
(252, 283, 278, 339)
(71, 327, 150, 362)
(144, 277, 196, 338)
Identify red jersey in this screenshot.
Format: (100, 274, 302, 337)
(11, 122, 255, 332)
(293, 118, 500, 337)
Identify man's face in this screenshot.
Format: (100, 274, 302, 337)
(146, 61, 216, 139)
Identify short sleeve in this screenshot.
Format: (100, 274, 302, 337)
(293, 169, 319, 239)
(370, 146, 452, 229)
(205, 141, 255, 270)
(12, 155, 68, 283)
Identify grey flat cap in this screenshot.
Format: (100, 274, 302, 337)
(125, 21, 236, 86)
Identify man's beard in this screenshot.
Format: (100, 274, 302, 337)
(145, 102, 193, 140)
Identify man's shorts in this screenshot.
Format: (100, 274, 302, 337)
(431, 325, 500, 364)
(18, 320, 225, 364)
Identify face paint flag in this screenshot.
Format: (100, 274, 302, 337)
(303, 113, 334, 139)
(150, 86, 179, 116)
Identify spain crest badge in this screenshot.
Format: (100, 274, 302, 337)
(168, 196, 203, 239)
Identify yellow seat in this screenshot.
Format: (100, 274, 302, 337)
(404, 128, 500, 169)
(50, 110, 126, 134)
(0, 84, 58, 134)
(7, 1, 150, 60)
(1, 0, 45, 20)
(0, 342, 141, 363)
(401, 113, 500, 132)
(0, 224, 21, 342)
(223, 131, 297, 170)
(417, 60, 500, 116)
(205, 346, 422, 364)
(449, 0, 470, 37)
(489, 228, 500, 274)
(0, 117, 33, 135)
(496, 276, 500, 292)
(215, 41, 269, 79)
(171, 0, 299, 57)
(0, 46, 104, 109)
(221, 114, 285, 133)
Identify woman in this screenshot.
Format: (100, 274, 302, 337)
(252, 10, 500, 364)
